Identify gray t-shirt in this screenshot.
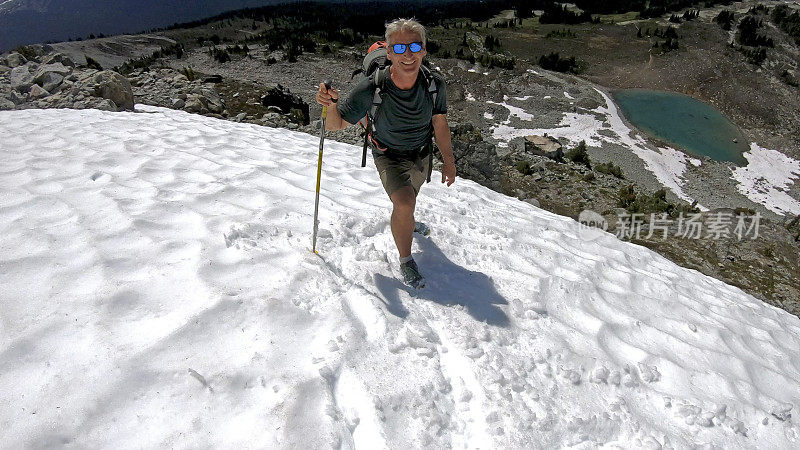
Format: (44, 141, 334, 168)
(338, 69, 447, 154)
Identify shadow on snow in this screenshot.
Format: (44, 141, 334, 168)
(374, 237, 509, 327)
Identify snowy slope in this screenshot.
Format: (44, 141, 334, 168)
(0, 106, 799, 448)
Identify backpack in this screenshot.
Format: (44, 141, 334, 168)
(352, 41, 440, 181)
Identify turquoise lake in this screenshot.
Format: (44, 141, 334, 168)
(612, 89, 748, 165)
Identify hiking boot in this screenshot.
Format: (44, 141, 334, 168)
(400, 258, 426, 289)
(413, 221, 430, 236)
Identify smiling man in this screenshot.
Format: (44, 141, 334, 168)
(316, 18, 457, 289)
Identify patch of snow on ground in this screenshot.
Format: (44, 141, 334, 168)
(487, 100, 535, 122)
(491, 111, 605, 148)
(488, 87, 702, 206)
(465, 91, 476, 101)
(731, 143, 800, 215)
(564, 91, 575, 100)
(483, 111, 494, 120)
(1, 106, 799, 448)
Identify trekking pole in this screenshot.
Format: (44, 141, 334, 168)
(312, 80, 332, 254)
(361, 117, 369, 167)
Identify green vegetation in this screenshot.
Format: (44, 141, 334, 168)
(181, 66, 197, 81)
(772, 4, 800, 45)
(565, 140, 590, 167)
(596, 161, 624, 179)
(538, 52, 582, 74)
(13, 45, 38, 61)
(117, 43, 184, 74)
(454, 47, 475, 64)
(484, 35, 501, 52)
(786, 214, 800, 241)
(779, 69, 798, 87)
(618, 186, 699, 217)
(84, 55, 103, 71)
(715, 10, 735, 30)
(738, 46, 767, 65)
(492, 19, 520, 28)
(653, 37, 679, 53)
(748, 4, 769, 15)
(737, 16, 774, 47)
(197, 34, 222, 46)
(209, 47, 231, 63)
(637, 25, 679, 50)
(516, 160, 534, 176)
(226, 44, 250, 55)
(670, 10, 698, 23)
(545, 28, 577, 39)
(539, 4, 593, 24)
(476, 53, 515, 69)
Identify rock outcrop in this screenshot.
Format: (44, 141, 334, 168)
(523, 135, 564, 162)
(260, 84, 310, 125)
(0, 48, 134, 112)
(129, 68, 227, 117)
(446, 123, 501, 190)
(91, 71, 135, 110)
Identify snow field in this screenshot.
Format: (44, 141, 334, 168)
(0, 106, 799, 448)
(731, 143, 800, 215)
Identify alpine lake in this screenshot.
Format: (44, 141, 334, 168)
(612, 89, 749, 165)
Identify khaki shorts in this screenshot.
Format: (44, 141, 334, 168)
(374, 153, 431, 197)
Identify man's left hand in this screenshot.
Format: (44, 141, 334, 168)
(442, 162, 456, 186)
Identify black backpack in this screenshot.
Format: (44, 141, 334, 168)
(352, 41, 440, 181)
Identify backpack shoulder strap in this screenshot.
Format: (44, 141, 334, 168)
(419, 65, 439, 109)
(368, 66, 390, 123)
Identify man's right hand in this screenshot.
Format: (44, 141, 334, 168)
(316, 82, 339, 107)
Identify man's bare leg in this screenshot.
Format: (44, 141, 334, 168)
(390, 186, 416, 258)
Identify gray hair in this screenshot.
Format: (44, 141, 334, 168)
(385, 18, 426, 45)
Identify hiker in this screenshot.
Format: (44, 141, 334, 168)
(315, 18, 457, 289)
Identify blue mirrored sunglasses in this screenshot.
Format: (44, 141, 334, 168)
(392, 42, 423, 54)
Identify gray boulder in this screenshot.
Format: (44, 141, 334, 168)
(95, 98, 118, 111)
(41, 53, 76, 67)
(5, 52, 27, 68)
(171, 98, 185, 109)
(28, 84, 50, 99)
(91, 70, 134, 111)
(184, 94, 206, 113)
(205, 96, 225, 114)
(10, 65, 35, 92)
(524, 135, 564, 162)
(38, 72, 65, 93)
(34, 63, 71, 81)
(8, 90, 26, 105)
(262, 112, 281, 121)
(448, 123, 501, 190)
(0, 97, 15, 111)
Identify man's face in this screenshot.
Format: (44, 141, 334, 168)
(387, 30, 426, 75)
